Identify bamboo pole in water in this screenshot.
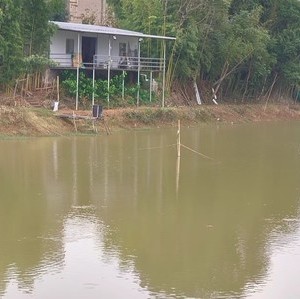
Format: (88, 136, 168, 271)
(176, 155, 181, 196)
(177, 120, 181, 157)
(72, 111, 77, 132)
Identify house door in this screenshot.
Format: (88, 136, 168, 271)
(82, 36, 97, 66)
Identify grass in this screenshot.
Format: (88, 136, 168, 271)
(1, 102, 300, 137)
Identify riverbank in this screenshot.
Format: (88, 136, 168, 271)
(1, 102, 300, 137)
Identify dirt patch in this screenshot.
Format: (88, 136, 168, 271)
(1, 102, 300, 137)
(0, 106, 74, 136)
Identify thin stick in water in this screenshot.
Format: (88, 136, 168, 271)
(177, 120, 181, 157)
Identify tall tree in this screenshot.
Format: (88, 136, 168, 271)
(19, 0, 53, 56)
(109, 0, 300, 100)
(0, 0, 23, 85)
(267, 0, 300, 92)
(0, 0, 64, 88)
(47, 0, 68, 21)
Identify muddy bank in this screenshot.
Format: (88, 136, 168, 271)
(1, 103, 300, 137)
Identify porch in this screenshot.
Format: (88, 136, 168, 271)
(49, 21, 175, 109)
(50, 54, 164, 72)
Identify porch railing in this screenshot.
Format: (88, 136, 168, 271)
(50, 53, 73, 67)
(49, 53, 164, 72)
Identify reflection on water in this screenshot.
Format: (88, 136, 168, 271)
(1, 122, 300, 298)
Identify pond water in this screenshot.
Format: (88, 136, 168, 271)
(1, 122, 300, 299)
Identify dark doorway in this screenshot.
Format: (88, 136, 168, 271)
(82, 36, 97, 66)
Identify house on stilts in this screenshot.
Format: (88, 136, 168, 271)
(49, 21, 176, 109)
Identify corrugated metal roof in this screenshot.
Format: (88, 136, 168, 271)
(51, 21, 176, 40)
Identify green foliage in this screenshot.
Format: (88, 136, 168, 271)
(47, 0, 68, 21)
(20, 0, 53, 55)
(61, 71, 155, 108)
(0, 0, 23, 85)
(109, 0, 300, 99)
(0, 0, 61, 88)
(23, 55, 57, 73)
(268, 1, 300, 86)
(1, 0, 299, 100)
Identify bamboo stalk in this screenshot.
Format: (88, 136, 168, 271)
(37, 72, 40, 89)
(102, 118, 111, 135)
(181, 144, 214, 160)
(177, 120, 181, 157)
(35, 73, 37, 90)
(176, 156, 181, 197)
(72, 111, 77, 132)
(13, 79, 19, 99)
(26, 74, 29, 91)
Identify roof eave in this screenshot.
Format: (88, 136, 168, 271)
(51, 21, 176, 41)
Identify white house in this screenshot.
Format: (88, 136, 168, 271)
(50, 21, 175, 71)
(49, 21, 175, 108)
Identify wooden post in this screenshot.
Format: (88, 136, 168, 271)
(176, 156, 180, 197)
(177, 120, 181, 157)
(72, 111, 77, 132)
(92, 119, 97, 133)
(13, 79, 19, 100)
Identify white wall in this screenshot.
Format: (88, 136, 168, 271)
(50, 30, 80, 54)
(50, 29, 139, 67)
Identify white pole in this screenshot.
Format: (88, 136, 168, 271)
(137, 39, 141, 106)
(107, 37, 111, 108)
(92, 59, 95, 106)
(176, 155, 180, 197)
(56, 75, 60, 102)
(122, 70, 125, 101)
(76, 33, 80, 110)
(150, 71, 153, 102)
(162, 40, 166, 108)
(177, 119, 181, 157)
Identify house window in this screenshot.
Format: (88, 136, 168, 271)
(66, 39, 75, 54)
(119, 43, 127, 56)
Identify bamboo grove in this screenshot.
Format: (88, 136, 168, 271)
(110, 0, 300, 101)
(0, 0, 67, 89)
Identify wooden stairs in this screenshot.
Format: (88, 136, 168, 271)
(25, 96, 42, 108)
(25, 95, 42, 108)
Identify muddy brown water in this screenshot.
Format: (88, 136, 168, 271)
(1, 121, 300, 298)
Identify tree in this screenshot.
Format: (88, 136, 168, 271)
(19, 0, 54, 56)
(0, 0, 62, 88)
(108, 0, 299, 101)
(267, 0, 300, 94)
(0, 0, 23, 85)
(47, 0, 68, 22)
